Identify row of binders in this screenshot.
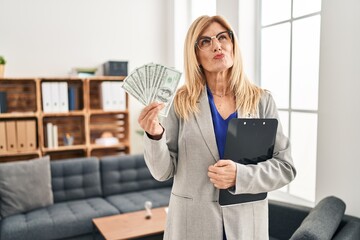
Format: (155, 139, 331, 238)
(42, 82, 70, 113)
(41, 81, 126, 113)
(100, 81, 126, 111)
(0, 120, 37, 153)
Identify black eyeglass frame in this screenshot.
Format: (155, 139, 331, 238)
(194, 30, 234, 51)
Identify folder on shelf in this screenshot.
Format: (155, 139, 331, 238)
(50, 82, 60, 112)
(68, 86, 76, 111)
(16, 120, 27, 152)
(25, 120, 37, 150)
(111, 81, 126, 111)
(100, 81, 113, 111)
(5, 121, 17, 152)
(42, 82, 53, 113)
(219, 118, 278, 206)
(0, 121, 7, 153)
(0, 91, 7, 113)
(58, 82, 69, 112)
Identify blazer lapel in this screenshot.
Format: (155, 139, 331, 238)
(194, 89, 219, 162)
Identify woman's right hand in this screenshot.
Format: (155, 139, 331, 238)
(138, 102, 165, 139)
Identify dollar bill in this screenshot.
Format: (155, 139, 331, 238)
(135, 65, 147, 100)
(121, 63, 182, 117)
(153, 67, 182, 117)
(128, 71, 144, 97)
(149, 65, 165, 103)
(122, 75, 147, 105)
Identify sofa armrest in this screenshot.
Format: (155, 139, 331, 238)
(333, 218, 360, 240)
(269, 199, 311, 240)
(290, 196, 346, 240)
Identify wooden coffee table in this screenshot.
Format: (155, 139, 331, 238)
(93, 207, 168, 240)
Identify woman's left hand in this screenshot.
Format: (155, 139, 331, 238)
(208, 160, 237, 189)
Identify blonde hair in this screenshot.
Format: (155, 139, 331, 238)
(174, 15, 264, 119)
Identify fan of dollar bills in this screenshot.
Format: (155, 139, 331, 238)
(121, 63, 182, 117)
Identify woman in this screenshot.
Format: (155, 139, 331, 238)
(138, 15, 296, 240)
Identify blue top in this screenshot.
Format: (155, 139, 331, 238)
(207, 87, 238, 159)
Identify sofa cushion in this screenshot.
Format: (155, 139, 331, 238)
(290, 196, 346, 240)
(51, 157, 102, 203)
(100, 154, 173, 197)
(0, 156, 53, 218)
(0, 197, 119, 240)
(106, 187, 171, 213)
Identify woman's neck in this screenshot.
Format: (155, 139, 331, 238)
(206, 72, 231, 98)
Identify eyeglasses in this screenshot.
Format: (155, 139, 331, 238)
(195, 30, 233, 52)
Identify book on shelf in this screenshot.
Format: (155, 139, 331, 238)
(53, 125, 58, 148)
(46, 123, 59, 148)
(68, 85, 81, 111)
(71, 67, 97, 78)
(0, 91, 7, 113)
(46, 123, 53, 148)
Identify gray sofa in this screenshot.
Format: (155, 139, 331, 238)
(1, 154, 359, 240)
(0, 154, 172, 240)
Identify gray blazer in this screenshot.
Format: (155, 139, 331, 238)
(144, 90, 296, 240)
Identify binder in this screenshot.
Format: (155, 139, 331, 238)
(219, 118, 278, 206)
(100, 81, 112, 111)
(41, 82, 53, 112)
(68, 86, 76, 110)
(0, 91, 7, 113)
(25, 120, 36, 150)
(0, 121, 7, 153)
(50, 82, 60, 112)
(111, 81, 126, 111)
(16, 120, 27, 151)
(5, 121, 17, 152)
(58, 82, 69, 112)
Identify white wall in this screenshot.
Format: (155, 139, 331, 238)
(0, 0, 170, 154)
(317, 0, 360, 217)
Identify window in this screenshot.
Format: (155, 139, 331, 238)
(260, 0, 321, 202)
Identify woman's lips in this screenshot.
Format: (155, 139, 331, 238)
(214, 54, 224, 59)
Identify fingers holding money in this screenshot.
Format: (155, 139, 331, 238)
(138, 102, 165, 138)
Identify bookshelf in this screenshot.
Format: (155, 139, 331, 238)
(0, 77, 130, 162)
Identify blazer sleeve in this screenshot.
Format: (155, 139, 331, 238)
(229, 92, 297, 195)
(143, 104, 179, 182)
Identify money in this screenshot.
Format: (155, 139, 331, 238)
(122, 63, 182, 117)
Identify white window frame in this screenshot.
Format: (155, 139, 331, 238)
(258, 0, 321, 205)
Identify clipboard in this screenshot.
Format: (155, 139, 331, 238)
(219, 118, 278, 206)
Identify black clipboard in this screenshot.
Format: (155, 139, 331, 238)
(219, 118, 278, 206)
